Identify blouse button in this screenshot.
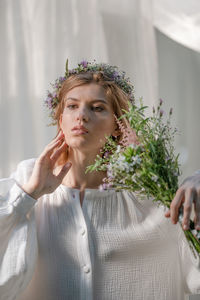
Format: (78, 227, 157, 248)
(83, 265, 90, 273)
(72, 194, 75, 198)
(81, 228, 86, 236)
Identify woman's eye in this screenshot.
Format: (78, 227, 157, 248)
(66, 104, 77, 110)
(92, 106, 104, 112)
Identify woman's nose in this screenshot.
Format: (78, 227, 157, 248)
(76, 107, 89, 122)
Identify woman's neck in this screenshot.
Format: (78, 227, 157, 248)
(61, 148, 105, 191)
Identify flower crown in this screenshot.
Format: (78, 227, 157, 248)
(45, 59, 135, 124)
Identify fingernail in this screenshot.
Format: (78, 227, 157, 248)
(65, 162, 72, 168)
(183, 225, 188, 230)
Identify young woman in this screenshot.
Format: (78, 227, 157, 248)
(0, 61, 200, 300)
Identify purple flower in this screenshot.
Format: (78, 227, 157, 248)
(80, 60, 88, 68)
(45, 97, 53, 109)
(99, 184, 107, 191)
(160, 109, 164, 117)
(59, 76, 66, 81)
(69, 69, 77, 74)
(99, 182, 112, 191)
(103, 151, 110, 158)
(159, 98, 163, 106)
(112, 71, 119, 79)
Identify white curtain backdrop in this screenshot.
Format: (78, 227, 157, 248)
(0, 0, 200, 187)
(153, 0, 200, 181)
(0, 0, 158, 177)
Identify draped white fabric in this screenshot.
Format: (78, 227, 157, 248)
(0, 0, 200, 185)
(153, 0, 200, 181)
(0, 0, 158, 177)
(153, 0, 200, 52)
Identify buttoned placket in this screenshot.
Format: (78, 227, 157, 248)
(70, 189, 93, 300)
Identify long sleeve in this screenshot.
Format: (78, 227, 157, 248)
(0, 159, 38, 300)
(177, 222, 200, 295)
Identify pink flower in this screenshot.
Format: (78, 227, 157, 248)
(114, 116, 139, 147)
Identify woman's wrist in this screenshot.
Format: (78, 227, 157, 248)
(21, 183, 41, 200)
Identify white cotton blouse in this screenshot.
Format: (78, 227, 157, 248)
(0, 159, 200, 300)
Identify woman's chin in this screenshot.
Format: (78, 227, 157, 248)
(68, 139, 101, 153)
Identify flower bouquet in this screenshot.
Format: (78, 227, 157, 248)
(86, 99, 200, 258)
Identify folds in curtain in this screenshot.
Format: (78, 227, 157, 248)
(0, 0, 158, 177)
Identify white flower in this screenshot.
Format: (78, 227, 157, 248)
(129, 144, 136, 149)
(131, 174, 137, 182)
(116, 145, 121, 153)
(152, 175, 158, 182)
(131, 155, 141, 166)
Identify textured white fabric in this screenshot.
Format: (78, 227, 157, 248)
(0, 159, 200, 300)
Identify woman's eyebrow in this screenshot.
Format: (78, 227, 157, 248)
(66, 97, 108, 104)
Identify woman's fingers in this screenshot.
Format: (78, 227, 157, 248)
(49, 130, 64, 146)
(194, 198, 200, 230)
(193, 189, 200, 230)
(182, 188, 194, 230)
(39, 138, 64, 162)
(166, 174, 200, 230)
(169, 188, 184, 224)
(38, 131, 68, 163)
(50, 140, 68, 162)
(165, 210, 170, 218)
(167, 186, 200, 231)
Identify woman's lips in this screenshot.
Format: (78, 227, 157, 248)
(71, 125, 88, 135)
(72, 129, 88, 135)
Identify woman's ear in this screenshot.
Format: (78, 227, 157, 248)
(112, 126, 120, 138)
(59, 114, 63, 131)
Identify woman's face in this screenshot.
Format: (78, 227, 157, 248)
(59, 83, 117, 153)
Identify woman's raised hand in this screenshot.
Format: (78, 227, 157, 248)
(165, 172, 200, 230)
(22, 131, 71, 200)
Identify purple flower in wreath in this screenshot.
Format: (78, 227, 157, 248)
(60, 76, 65, 81)
(44, 59, 135, 124)
(112, 71, 119, 79)
(80, 60, 88, 68)
(45, 97, 53, 109)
